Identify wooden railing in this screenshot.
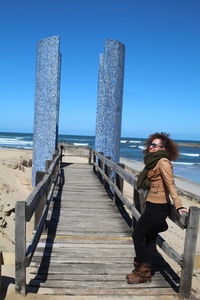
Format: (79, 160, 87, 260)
(92, 150, 200, 300)
(15, 149, 62, 294)
(60, 143, 92, 164)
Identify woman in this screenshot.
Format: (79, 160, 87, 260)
(126, 132, 187, 284)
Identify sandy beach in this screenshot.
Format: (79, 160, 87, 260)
(0, 148, 200, 299)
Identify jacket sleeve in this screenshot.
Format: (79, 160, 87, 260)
(159, 158, 183, 209)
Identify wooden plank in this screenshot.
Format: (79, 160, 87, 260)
(29, 263, 136, 274)
(36, 238, 132, 244)
(41, 231, 131, 237)
(27, 273, 166, 281)
(45, 226, 130, 232)
(28, 279, 174, 289)
(45, 221, 130, 229)
(38, 234, 132, 240)
(34, 243, 133, 249)
(29, 263, 136, 275)
(27, 287, 177, 296)
(32, 249, 134, 257)
(30, 257, 134, 264)
(48, 214, 124, 219)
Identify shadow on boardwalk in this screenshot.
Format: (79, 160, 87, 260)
(27, 164, 66, 294)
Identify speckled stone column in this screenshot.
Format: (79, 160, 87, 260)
(95, 53, 106, 153)
(95, 39, 125, 162)
(32, 36, 61, 186)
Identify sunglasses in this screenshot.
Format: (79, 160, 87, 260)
(149, 143, 164, 148)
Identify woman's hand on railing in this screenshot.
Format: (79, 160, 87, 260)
(177, 207, 188, 216)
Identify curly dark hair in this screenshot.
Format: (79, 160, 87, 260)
(143, 132, 179, 160)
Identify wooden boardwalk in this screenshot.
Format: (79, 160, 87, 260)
(27, 162, 180, 297)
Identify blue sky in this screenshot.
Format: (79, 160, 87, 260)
(0, 0, 200, 140)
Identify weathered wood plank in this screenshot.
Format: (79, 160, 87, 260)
(31, 257, 134, 264)
(27, 273, 167, 281)
(32, 253, 134, 260)
(29, 263, 136, 274)
(36, 238, 132, 244)
(29, 266, 136, 277)
(41, 233, 131, 238)
(27, 287, 177, 296)
(34, 243, 132, 249)
(28, 279, 174, 289)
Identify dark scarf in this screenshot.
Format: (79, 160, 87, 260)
(137, 150, 170, 190)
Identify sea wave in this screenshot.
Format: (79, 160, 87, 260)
(73, 143, 89, 146)
(138, 145, 145, 150)
(129, 140, 141, 143)
(180, 152, 200, 157)
(0, 138, 33, 145)
(120, 140, 127, 143)
(172, 162, 200, 166)
(130, 145, 137, 148)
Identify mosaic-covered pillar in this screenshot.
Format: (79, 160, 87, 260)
(95, 53, 106, 152)
(95, 39, 125, 162)
(32, 36, 61, 186)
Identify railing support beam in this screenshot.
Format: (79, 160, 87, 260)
(15, 201, 26, 295)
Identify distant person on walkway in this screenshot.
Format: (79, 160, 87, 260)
(126, 132, 187, 284)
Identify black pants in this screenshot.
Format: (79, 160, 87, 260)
(133, 201, 170, 264)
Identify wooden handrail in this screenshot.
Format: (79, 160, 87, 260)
(15, 150, 62, 295)
(92, 149, 200, 299)
(93, 150, 189, 228)
(25, 154, 60, 221)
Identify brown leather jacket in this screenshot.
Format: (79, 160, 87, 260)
(146, 158, 183, 209)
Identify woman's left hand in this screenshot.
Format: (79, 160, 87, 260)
(178, 207, 188, 215)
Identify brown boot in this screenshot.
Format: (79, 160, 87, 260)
(126, 263, 151, 284)
(125, 258, 139, 280)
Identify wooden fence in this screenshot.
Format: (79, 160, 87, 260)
(92, 150, 200, 300)
(59, 143, 92, 164)
(15, 149, 62, 294)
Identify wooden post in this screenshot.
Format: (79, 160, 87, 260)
(15, 201, 26, 295)
(88, 148, 92, 164)
(114, 163, 125, 204)
(179, 206, 200, 299)
(34, 171, 46, 229)
(60, 144, 64, 164)
(97, 152, 103, 183)
(93, 152, 97, 174)
(104, 156, 112, 194)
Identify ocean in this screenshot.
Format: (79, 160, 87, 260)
(0, 132, 200, 184)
